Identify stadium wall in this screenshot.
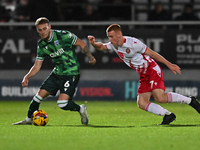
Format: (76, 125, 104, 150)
(0, 28, 200, 100)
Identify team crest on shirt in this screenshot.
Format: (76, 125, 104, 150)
(126, 48, 130, 54)
(54, 40, 59, 47)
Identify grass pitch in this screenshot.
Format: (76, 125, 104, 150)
(1, 100, 200, 150)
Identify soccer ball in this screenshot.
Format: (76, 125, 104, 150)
(32, 110, 49, 126)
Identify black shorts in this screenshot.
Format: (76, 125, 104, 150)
(40, 72, 80, 99)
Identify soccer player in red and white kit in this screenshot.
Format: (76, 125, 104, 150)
(88, 24, 200, 125)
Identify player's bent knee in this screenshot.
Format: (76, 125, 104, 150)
(137, 100, 146, 110)
(154, 97, 167, 103)
(138, 104, 145, 110)
(154, 96, 168, 103)
(153, 93, 168, 103)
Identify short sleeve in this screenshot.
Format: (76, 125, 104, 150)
(132, 38, 147, 54)
(61, 30, 77, 45)
(36, 46, 45, 61)
(105, 42, 113, 50)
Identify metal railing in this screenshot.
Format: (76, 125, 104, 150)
(0, 21, 199, 30)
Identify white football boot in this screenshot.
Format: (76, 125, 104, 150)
(79, 104, 89, 125)
(12, 117, 32, 125)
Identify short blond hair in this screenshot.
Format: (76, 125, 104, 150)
(106, 24, 122, 33)
(35, 17, 49, 26)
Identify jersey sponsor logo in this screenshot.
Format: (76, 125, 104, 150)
(49, 48, 65, 58)
(126, 48, 130, 54)
(54, 40, 59, 47)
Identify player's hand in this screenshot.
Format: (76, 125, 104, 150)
(22, 77, 29, 87)
(89, 57, 96, 65)
(169, 64, 181, 75)
(88, 35, 95, 45)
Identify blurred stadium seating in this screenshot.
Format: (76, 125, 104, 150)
(0, 0, 200, 22)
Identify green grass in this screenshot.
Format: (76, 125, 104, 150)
(1, 100, 200, 150)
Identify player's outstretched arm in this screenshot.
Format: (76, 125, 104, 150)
(75, 38, 96, 65)
(144, 47, 181, 75)
(88, 35, 108, 51)
(166, 63, 181, 75)
(22, 60, 43, 87)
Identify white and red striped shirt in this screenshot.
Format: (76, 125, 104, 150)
(106, 36, 155, 75)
